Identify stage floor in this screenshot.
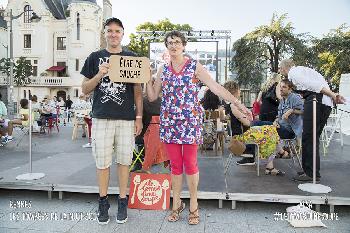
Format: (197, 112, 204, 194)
(0, 125, 349, 208)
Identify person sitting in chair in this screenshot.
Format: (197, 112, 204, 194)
(71, 94, 92, 138)
(4, 99, 30, 143)
(224, 81, 283, 176)
(0, 93, 10, 144)
(274, 79, 303, 158)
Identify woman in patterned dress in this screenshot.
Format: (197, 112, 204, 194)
(146, 31, 252, 225)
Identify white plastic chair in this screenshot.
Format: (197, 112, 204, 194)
(321, 107, 344, 155)
(224, 143, 260, 176)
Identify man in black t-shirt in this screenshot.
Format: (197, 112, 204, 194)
(64, 95, 73, 124)
(81, 18, 143, 225)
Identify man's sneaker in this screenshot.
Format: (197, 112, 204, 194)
(236, 157, 255, 166)
(116, 196, 128, 224)
(241, 153, 254, 158)
(1, 136, 13, 144)
(97, 197, 110, 225)
(82, 143, 92, 148)
(293, 173, 320, 182)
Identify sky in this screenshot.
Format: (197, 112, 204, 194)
(1, 0, 349, 48)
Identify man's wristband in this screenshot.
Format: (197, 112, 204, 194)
(136, 116, 142, 119)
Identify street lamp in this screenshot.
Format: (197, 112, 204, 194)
(7, 9, 41, 115)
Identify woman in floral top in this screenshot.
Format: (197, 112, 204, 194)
(147, 30, 252, 225)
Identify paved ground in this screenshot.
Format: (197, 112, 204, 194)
(0, 189, 350, 233)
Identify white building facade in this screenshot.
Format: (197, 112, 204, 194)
(0, 0, 112, 103)
(0, 7, 7, 60)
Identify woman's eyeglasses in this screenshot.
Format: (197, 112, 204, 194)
(166, 41, 182, 47)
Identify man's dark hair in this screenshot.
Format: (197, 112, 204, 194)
(20, 98, 29, 108)
(164, 30, 187, 47)
(104, 17, 124, 30)
(281, 78, 294, 89)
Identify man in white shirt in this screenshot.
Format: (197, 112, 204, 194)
(279, 59, 345, 182)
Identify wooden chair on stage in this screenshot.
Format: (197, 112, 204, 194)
(71, 109, 90, 140)
(224, 143, 260, 176)
(201, 109, 227, 155)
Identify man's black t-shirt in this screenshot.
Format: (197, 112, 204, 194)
(81, 49, 137, 120)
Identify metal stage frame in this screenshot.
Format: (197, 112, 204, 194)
(136, 30, 232, 83)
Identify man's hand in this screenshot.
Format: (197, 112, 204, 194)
(282, 109, 293, 120)
(134, 118, 143, 136)
(334, 94, 346, 104)
(98, 63, 109, 77)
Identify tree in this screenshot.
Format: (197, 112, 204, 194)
(313, 24, 350, 91)
(127, 18, 193, 57)
(0, 57, 33, 86)
(0, 58, 11, 77)
(231, 13, 312, 91)
(14, 57, 33, 86)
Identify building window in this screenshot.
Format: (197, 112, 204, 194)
(75, 59, 79, 71)
(33, 60, 38, 64)
(24, 34, 31, 48)
(57, 62, 67, 77)
(24, 90, 27, 98)
(57, 37, 66, 50)
(77, 13, 80, 40)
(74, 89, 79, 98)
(24, 5, 33, 23)
(32, 66, 37, 76)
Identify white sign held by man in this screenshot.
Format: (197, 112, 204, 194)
(108, 55, 150, 83)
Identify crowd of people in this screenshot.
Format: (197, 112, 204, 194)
(0, 93, 92, 147)
(0, 16, 346, 227)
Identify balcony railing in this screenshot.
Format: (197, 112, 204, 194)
(0, 75, 73, 87)
(23, 48, 32, 54)
(31, 76, 72, 86)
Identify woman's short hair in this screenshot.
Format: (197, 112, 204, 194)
(261, 73, 282, 93)
(20, 99, 29, 108)
(31, 95, 38, 102)
(164, 30, 187, 47)
(223, 81, 240, 95)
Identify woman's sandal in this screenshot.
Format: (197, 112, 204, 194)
(188, 208, 199, 225)
(168, 200, 185, 222)
(276, 150, 290, 159)
(265, 168, 285, 176)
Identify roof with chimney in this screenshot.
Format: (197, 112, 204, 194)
(43, 0, 97, 19)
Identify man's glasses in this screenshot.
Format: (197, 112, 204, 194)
(166, 41, 182, 47)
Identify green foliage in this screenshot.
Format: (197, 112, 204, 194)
(313, 24, 350, 91)
(127, 18, 193, 57)
(231, 38, 266, 90)
(231, 13, 313, 91)
(0, 58, 11, 76)
(14, 57, 33, 86)
(0, 57, 33, 86)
